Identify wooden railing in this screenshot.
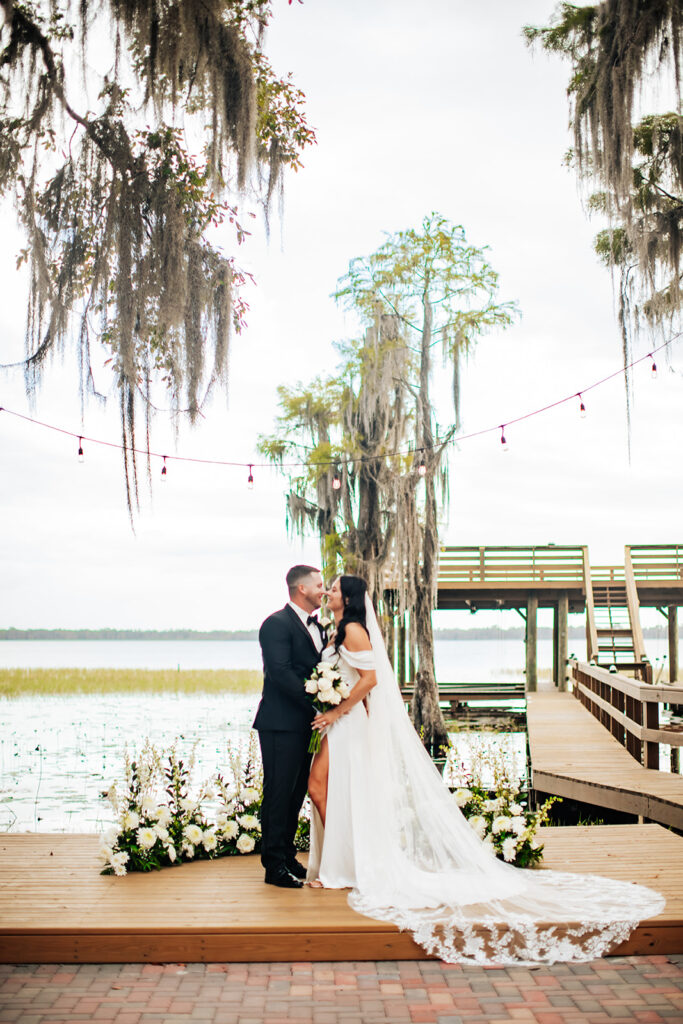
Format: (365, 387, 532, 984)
(583, 548, 598, 663)
(624, 547, 647, 662)
(571, 660, 683, 769)
(627, 544, 683, 583)
(437, 545, 586, 586)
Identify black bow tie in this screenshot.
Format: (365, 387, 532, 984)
(307, 615, 318, 627)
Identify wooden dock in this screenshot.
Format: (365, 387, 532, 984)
(527, 691, 683, 830)
(0, 828, 680, 963)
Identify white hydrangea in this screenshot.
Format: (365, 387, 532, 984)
(492, 816, 513, 835)
(222, 820, 239, 840)
(155, 805, 172, 827)
(183, 823, 203, 845)
(236, 833, 255, 854)
(241, 787, 259, 806)
(501, 836, 518, 862)
(237, 814, 261, 832)
(454, 788, 472, 807)
(121, 810, 140, 831)
(136, 827, 158, 850)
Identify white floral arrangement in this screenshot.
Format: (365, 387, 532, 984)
(100, 734, 307, 876)
(447, 741, 560, 868)
(304, 655, 351, 753)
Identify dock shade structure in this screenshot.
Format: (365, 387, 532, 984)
(429, 545, 683, 692)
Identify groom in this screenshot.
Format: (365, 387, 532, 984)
(255, 565, 326, 888)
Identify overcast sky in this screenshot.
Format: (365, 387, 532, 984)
(1, 0, 681, 632)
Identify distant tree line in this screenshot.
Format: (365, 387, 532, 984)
(0, 626, 677, 642)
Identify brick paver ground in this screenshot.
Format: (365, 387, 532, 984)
(0, 957, 681, 1024)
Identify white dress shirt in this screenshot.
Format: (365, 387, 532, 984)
(288, 600, 323, 653)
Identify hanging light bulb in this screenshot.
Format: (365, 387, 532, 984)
(161, 456, 167, 480)
(332, 466, 342, 490)
(650, 353, 658, 378)
(578, 394, 587, 418)
(418, 455, 427, 477)
(247, 464, 254, 490)
(77, 437, 84, 463)
(500, 426, 508, 451)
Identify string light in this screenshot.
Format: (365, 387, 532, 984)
(332, 467, 342, 490)
(500, 426, 508, 451)
(161, 456, 167, 480)
(417, 454, 427, 477)
(578, 394, 587, 418)
(247, 464, 254, 490)
(77, 437, 84, 463)
(649, 353, 658, 378)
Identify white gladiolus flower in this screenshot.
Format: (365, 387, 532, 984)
(179, 797, 196, 813)
(167, 845, 177, 863)
(222, 820, 239, 840)
(107, 783, 118, 809)
(122, 810, 140, 830)
(136, 827, 158, 850)
(236, 833, 255, 854)
(215, 813, 228, 828)
(454, 788, 472, 807)
(531, 835, 543, 850)
(202, 830, 218, 852)
(237, 814, 260, 832)
(305, 678, 320, 694)
(141, 795, 157, 816)
(155, 805, 172, 826)
(183, 823, 203, 845)
(502, 836, 518, 862)
(492, 816, 512, 835)
(241, 787, 259, 806)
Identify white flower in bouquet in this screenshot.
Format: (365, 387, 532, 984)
(181, 842, 195, 858)
(136, 827, 158, 850)
(154, 825, 170, 843)
(237, 814, 261, 832)
(454, 788, 472, 807)
(215, 812, 228, 828)
(107, 783, 118, 809)
(179, 797, 196, 814)
(236, 833, 255, 854)
(183, 823, 203, 845)
(492, 816, 512, 835)
(222, 820, 239, 840)
(530, 835, 543, 850)
(202, 829, 218, 852)
(109, 850, 129, 876)
(102, 826, 119, 847)
(319, 662, 336, 677)
(240, 787, 260, 806)
(319, 688, 341, 705)
(510, 802, 524, 816)
(468, 815, 487, 839)
(338, 681, 351, 699)
(482, 834, 496, 853)
(167, 845, 177, 863)
(121, 809, 140, 831)
(482, 798, 502, 814)
(155, 805, 172, 827)
(501, 836, 518, 862)
(141, 794, 157, 816)
(510, 816, 526, 835)
(100, 844, 113, 862)
(305, 678, 320, 694)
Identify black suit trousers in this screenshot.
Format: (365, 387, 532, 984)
(257, 728, 310, 872)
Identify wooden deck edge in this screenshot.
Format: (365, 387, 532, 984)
(531, 770, 683, 830)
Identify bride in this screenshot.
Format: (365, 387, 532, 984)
(305, 573, 665, 965)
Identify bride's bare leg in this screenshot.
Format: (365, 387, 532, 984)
(308, 733, 329, 828)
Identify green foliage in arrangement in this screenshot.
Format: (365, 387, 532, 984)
(0, 667, 262, 697)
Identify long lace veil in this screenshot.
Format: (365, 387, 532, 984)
(348, 594, 665, 964)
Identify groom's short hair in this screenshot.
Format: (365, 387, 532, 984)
(286, 564, 320, 594)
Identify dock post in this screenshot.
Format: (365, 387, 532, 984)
(558, 592, 569, 691)
(526, 594, 538, 693)
(669, 605, 679, 683)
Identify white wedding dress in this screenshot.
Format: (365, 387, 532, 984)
(307, 596, 665, 965)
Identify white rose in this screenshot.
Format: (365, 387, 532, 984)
(492, 816, 512, 835)
(155, 805, 172, 826)
(136, 827, 158, 850)
(454, 788, 472, 807)
(320, 663, 335, 677)
(501, 836, 518, 862)
(183, 823, 203, 845)
(305, 678, 320, 694)
(318, 688, 337, 704)
(241, 787, 259, 806)
(122, 810, 140, 831)
(167, 845, 177, 863)
(222, 820, 239, 840)
(236, 833, 255, 854)
(202, 829, 218, 852)
(338, 681, 351, 699)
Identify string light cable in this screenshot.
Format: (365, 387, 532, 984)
(0, 332, 679, 479)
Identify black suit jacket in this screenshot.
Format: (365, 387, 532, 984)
(253, 605, 324, 734)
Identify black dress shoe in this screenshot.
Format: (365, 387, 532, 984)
(264, 866, 303, 888)
(287, 859, 307, 879)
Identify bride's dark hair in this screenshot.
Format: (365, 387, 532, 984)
(335, 575, 369, 650)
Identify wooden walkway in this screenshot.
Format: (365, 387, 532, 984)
(527, 692, 683, 830)
(0, 828, 680, 962)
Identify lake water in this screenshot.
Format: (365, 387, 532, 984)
(0, 638, 675, 833)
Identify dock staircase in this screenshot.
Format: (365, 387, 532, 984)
(585, 549, 651, 681)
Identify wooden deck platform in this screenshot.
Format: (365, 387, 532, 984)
(0, 828, 681, 963)
(527, 692, 683, 830)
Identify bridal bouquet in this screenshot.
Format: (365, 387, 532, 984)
(304, 657, 350, 754)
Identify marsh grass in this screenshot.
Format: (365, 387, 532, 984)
(0, 667, 262, 698)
